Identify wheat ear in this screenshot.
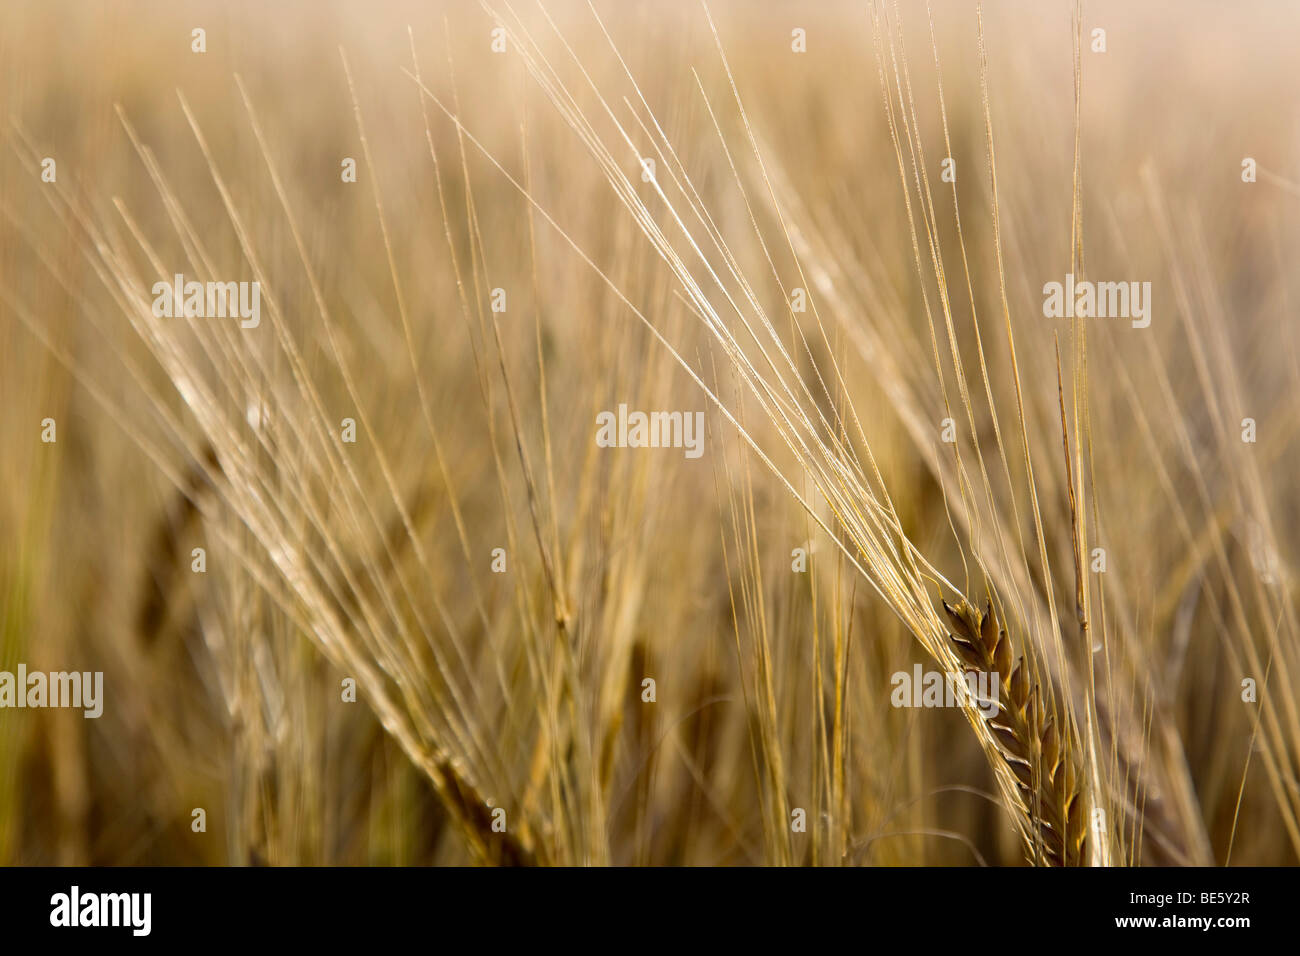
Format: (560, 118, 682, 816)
(943, 599, 1088, 866)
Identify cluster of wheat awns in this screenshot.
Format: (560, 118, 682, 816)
(10, 0, 1299, 865)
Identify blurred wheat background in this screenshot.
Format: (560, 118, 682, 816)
(1, 0, 1298, 865)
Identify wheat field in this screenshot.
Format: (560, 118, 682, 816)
(1, 0, 1297, 867)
